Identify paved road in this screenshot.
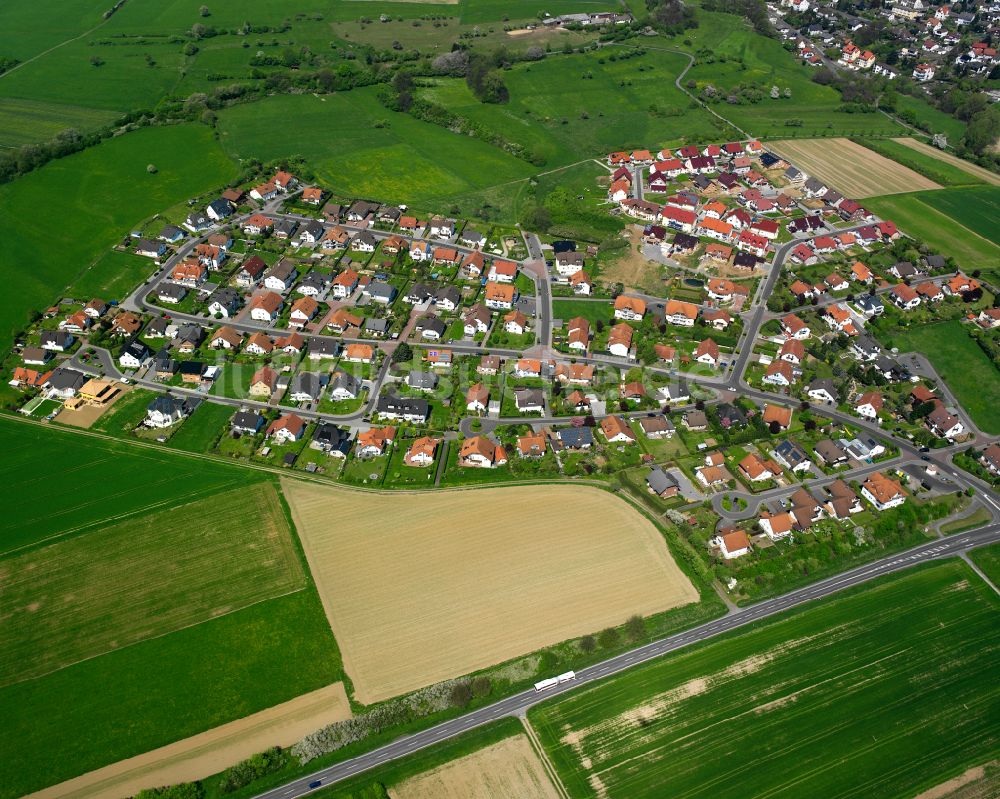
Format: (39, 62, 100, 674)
(252, 525, 1000, 799)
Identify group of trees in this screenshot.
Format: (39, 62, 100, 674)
(646, 0, 698, 34)
(431, 46, 513, 104)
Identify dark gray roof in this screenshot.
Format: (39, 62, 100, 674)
(558, 427, 594, 447)
(407, 370, 439, 390)
(330, 370, 360, 396)
(420, 316, 447, 336)
(207, 198, 233, 217)
(46, 367, 86, 391)
(312, 423, 351, 454)
(646, 467, 678, 494)
(232, 410, 263, 432)
(376, 394, 429, 417)
(290, 371, 328, 398)
(435, 286, 461, 306)
(40, 330, 74, 347)
(775, 439, 809, 468)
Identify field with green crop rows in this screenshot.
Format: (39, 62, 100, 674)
(531, 561, 1000, 799)
(0, 588, 341, 799)
(929, 185, 1000, 245)
(864, 190, 1000, 275)
(1, 482, 306, 684)
(970, 542, 1000, 587)
(0, 124, 236, 351)
(0, 416, 259, 554)
(0, 97, 118, 148)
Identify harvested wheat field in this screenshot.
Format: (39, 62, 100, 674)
(26, 682, 352, 799)
(282, 480, 698, 704)
(893, 138, 1000, 186)
(0, 483, 305, 685)
(768, 137, 941, 197)
(389, 734, 561, 799)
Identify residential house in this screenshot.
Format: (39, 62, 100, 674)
(267, 413, 306, 444)
(249, 292, 283, 323)
(311, 424, 351, 457)
(356, 426, 396, 458)
(646, 467, 679, 498)
(484, 282, 516, 310)
(263, 260, 298, 292)
(694, 338, 720, 368)
(608, 323, 633, 358)
(459, 436, 508, 468)
(329, 371, 361, 401)
(614, 295, 646, 321)
(514, 388, 545, 414)
(145, 396, 194, 428)
(861, 472, 907, 510)
(231, 410, 264, 435)
(249, 366, 278, 398)
(466, 383, 490, 413)
(854, 390, 884, 419)
(404, 436, 440, 466)
(288, 372, 328, 404)
(601, 414, 636, 444)
(375, 394, 429, 423)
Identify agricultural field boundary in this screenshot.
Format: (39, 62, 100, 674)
(24, 682, 352, 799)
(892, 137, 1000, 186)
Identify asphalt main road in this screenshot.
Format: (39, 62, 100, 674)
(252, 525, 1000, 799)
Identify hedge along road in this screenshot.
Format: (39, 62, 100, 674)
(253, 524, 1000, 799)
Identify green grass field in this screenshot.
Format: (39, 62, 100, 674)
(0, 416, 260, 555)
(169, 400, 233, 453)
(864, 190, 1000, 275)
(530, 561, 1000, 799)
(886, 321, 1000, 435)
(893, 94, 968, 142)
(0, 124, 236, 352)
(0, 97, 118, 147)
(0, 587, 341, 799)
(678, 12, 905, 140)
(1, 483, 305, 685)
(421, 48, 722, 169)
(969, 542, 1000, 588)
(552, 298, 613, 324)
(856, 138, 984, 187)
(65, 248, 158, 303)
(217, 90, 536, 207)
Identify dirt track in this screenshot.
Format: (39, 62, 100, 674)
(282, 480, 698, 704)
(25, 682, 352, 799)
(768, 138, 941, 198)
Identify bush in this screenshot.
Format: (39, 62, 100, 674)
(137, 783, 204, 799)
(598, 627, 620, 648)
(449, 681, 473, 707)
(219, 747, 287, 793)
(579, 634, 597, 653)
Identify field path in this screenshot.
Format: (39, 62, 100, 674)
(892, 138, 1000, 186)
(0, 16, 112, 79)
(24, 682, 352, 799)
